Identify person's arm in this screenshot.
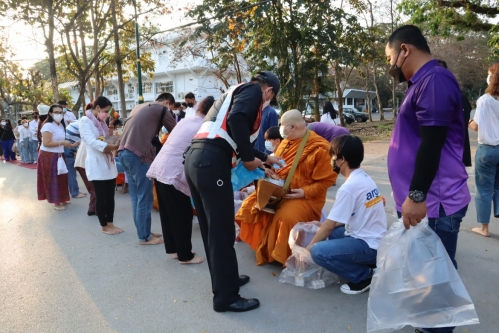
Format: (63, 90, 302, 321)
(227, 84, 263, 162)
(306, 219, 340, 250)
(42, 130, 74, 148)
(162, 108, 177, 132)
(468, 120, 478, 132)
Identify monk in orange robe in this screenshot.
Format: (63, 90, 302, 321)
(236, 109, 336, 265)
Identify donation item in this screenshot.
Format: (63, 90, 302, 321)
(279, 222, 339, 289)
(367, 219, 479, 333)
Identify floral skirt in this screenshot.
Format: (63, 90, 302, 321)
(37, 150, 70, 204)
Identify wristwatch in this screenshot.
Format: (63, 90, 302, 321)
(408, 190, 426, 203)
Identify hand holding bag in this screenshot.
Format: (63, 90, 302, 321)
(57, 154, 68, 175)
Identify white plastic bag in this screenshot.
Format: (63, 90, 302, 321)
(57, 155, 68, 175)
(279, 222, 339, 289)
(367, 218, 479, 333)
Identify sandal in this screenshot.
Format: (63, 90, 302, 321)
(74, 192, 87, 198)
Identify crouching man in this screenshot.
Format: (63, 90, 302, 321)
(306, 135, 387, 295)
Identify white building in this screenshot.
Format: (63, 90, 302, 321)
(61, 32, 247, 116)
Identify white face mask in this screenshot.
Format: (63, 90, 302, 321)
(0, 121, 5, 126)
(487, 74, 491, 85)
(264, 141, 274, 152)
(173, 110, 180, 115)
(161, 126, 168, 134)
(279, 125, 288, 139)
(23, 123, 28, 127)
(53, 114, 63, 123)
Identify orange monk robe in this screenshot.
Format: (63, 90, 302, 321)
(236, 131, 336, 265)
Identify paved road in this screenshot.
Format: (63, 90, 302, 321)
(0, 130, 497, 333)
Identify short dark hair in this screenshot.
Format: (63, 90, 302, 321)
(181, 102, 188, 107)
(156, 93, 175, 104)
(185, 92, 195, 99)
(174, 102, 181, 109)
(388, 25, 431, 55)
(198, 96, 215, 115)
(265, 126, 283, 141)
(21, 116, 27, 120)
(329, 135, 364, 169)
(57, 100, 67, 105)
(89, 96, 113, 110)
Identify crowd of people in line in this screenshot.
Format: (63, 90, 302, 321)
(1, 25, 498, 332)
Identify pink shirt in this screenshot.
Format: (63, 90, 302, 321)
(146, 114, 204, 196)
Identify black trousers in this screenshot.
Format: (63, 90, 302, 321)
(155, 181, 194, 262)
(92, 179, 116, 227)
(185, 144, 241, 307)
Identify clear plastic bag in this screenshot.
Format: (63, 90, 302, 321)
(231, 161, 265, 191)
(57, 155, 68, 175)
(367, 218, 479, 333)
(279, 222, 339, 289)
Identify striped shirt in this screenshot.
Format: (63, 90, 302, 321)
(66, 120, 81, 143)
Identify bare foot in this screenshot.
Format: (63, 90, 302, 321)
(172, 251, 196, 259)
(107, 223, 124, 233)
(471, 227, 490, 237)
(102, 225, 122, 235)
(140, 237, 164, 245)
(152, 232, 162, 238)
(179, 256, 205, 264)
(63, 201, 71, 205)
(74, 192, 87, 198)
(53, 204, 66, 211)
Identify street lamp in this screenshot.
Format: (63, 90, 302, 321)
(132, 0, 143, 105)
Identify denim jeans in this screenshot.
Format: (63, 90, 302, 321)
(1, 139, 16, 160)
(64, 147, 80, 197)
(475, 144, 499, 224)
(29, 139, 38, 163)
(118, 149, 153, 242)
(310, 226, 377, 283)
(21, 138, 30, 163)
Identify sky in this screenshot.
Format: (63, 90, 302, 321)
(2, 0, 202, 70)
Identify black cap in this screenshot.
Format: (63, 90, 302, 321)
(252, 71, 280, 106)
(57, 100, 67, 106)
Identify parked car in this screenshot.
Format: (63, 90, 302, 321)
(343, 108, 369, 122)
(302, 109, 355, 125)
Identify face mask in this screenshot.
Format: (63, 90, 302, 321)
(1, 121, 5, 126)
(173, 110, 180, 115)
(187, 102, 194, 108)
(279, 125, 288, 139)
(98, 112, 108, 121)
(265, 141, 274, 152)
(487, 74, 491, 85)
(161, 126, 168, 134)
(388, 50, 407, 83)
(62, 108, 67, 113)
(52, 114, 63, 122)
(23, 123, 28, 127)
(332, 158, 343, 174)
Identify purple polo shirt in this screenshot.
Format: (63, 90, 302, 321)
(387, 60, 470, 218)
(309, 122, 350, 142)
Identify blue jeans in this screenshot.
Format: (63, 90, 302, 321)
(21, 138, 30, 163)
(64, 147, 79, 197)
(1, 139, 16, 160)
(310, 226, 377, 283)
(118, 149, 153, 242)
(29, 139, 38, 163)
(475, 144, 499, 224)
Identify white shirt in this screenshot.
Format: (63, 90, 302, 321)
(80, 116, 118, 181)
(29, 119, 39, 140)
(320, 113, 340, 125)
(19, 126, 31, 140)
(327, 169, 387, 249)
(64, 110, 77, 125)
(185, 101, 199, 118)
(474, 94, 499, 146)
(40, 122, 66, 153)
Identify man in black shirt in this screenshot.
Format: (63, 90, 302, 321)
(185, 71, 281, 313)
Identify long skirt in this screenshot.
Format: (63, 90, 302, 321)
(37, 150, 70, 204)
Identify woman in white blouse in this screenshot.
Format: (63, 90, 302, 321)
(80, 97, 122, 235)
(37, 104, 80, 211)
(19, 119, 32, 163)
(320, 101, 341, 125)
(469, 63, 499, 237)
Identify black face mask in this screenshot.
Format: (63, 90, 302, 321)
(388, 50, 407, 83)
(332, 158, 342, 174)
(187, 102, 194, 108)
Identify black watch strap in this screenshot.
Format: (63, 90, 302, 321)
(408, 190, 426, 203)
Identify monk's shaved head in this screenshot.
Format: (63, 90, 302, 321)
(280, 109, 307, 140)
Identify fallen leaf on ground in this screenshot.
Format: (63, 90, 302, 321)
(174, 299, 177, 303)
(271, 272, 276, 276)
(347, 326, 351, 330)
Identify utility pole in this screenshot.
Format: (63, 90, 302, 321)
(132, 0, 143, 104)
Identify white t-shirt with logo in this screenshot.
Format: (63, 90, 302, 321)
(327, 168, 387, 249)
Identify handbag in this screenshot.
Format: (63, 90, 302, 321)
(57, 154, 68, 175)
(255, 130, 310, 214)
(12, 141, 18, 153)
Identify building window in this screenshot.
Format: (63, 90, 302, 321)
(346, 98, 353, 105)
(106, 85, 118, 96)
(127, 84, 135, 98)
(156, 81, 173, 94)
(142, 82, 152, 94)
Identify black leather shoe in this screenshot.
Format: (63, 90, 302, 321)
(239, 275, 250, 287)
(213, 298, 260, 313)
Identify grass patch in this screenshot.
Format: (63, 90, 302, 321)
(348, 122, 394, 142)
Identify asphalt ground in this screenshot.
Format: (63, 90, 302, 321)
(0, 128, 497, 333)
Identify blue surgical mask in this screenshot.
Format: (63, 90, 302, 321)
(265, 141, 274, 152)
(161, 126, 168, 134)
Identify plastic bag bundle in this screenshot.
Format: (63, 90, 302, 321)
(231, 161, 265, 191)
(57, 155, 68, 175)
(279, 222, 339, 289)
(367, 219, 479, 333)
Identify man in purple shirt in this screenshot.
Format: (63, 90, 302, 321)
(385, 25, 471, 333)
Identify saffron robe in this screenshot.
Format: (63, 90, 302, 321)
(236, 131, 336, 265)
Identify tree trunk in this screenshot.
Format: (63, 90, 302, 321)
(111, 0, 127, 118)
(313, 68, 320, 122)
(78, 2, 92, 110)
(372, 62, 384, 121)
(334, 62, 345, 126)
(91, 4, 101, 97)
(46, 3, 59, 102)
